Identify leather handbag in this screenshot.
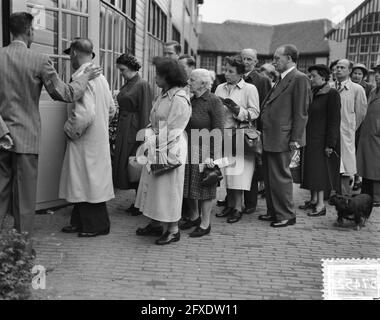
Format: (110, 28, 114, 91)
(242, 113, 262, 156)
(201, 165, 223, 186)
(151, 162, 181, 177)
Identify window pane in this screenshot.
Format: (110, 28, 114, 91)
(114, 16, 120, 53)
(113, 53, 119, 89)
(120, 18, 126, 53)
(100, 5, 106, 50)
(62, 0, 88, 13)
(29, 9, 58, 55)
(27, 0, 58, 8)
(108, 10, 113, 50)
(107, 53, 113, 88)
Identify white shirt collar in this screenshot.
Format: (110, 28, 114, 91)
(281, 66, 296, 80)
(12, 40, 28, 48)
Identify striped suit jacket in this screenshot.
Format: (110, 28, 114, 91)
(0, 41, 89, 154)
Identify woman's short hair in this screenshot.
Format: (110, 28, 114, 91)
(224, 55, 245, 75)
(116, 54, 141, 71)
(152, 57, 188, 88)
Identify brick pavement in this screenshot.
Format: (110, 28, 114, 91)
(19, 184, 380, 300)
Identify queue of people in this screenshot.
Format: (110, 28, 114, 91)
(1, 12, 380, 252)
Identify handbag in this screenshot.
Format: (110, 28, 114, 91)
(150, 162, 181, 177)
(128, 156, 144, 183)
(201, 165, 223, 187)
(242, 113, 262, 156)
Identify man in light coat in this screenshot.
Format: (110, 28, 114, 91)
(333, 59, 367, 196)
(59, 38, 116, 238)
(0, 13, 100, 249)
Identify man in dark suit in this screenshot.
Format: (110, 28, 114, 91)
(241, 48, 272, 214)
(0, 12, 101, 247)
(259, 44, 311, 228)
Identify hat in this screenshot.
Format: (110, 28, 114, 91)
(372, 64, 380, 71)
(64, 38, 95, 59)
(308, 64, 331, 79)
(352, 63, 368, 76)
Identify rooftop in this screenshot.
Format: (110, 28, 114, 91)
(199, 19, 332, 55)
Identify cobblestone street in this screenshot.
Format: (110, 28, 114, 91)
(27, 185, 380, 300)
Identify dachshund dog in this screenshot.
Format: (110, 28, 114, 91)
(329, 194, 373, 231)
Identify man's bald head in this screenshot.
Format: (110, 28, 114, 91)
(241, 48, 258, 73)
(336, 59, 353, 82)
(338, 59, 352, 69)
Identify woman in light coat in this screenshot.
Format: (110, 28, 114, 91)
(215, 56, 260, 224)
(135, 57, 191, 246)
(59, 58, 116, 237)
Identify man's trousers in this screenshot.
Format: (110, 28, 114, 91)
(0, 151, 38, 236)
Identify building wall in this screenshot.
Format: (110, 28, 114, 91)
(135, 0, 147, 68)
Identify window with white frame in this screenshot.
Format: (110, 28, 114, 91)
(100, 0, 135, 92)
(200, 55, 217, 72)
(27, 0, 89, 84)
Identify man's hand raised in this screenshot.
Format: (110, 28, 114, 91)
(83, 65, 103, 81)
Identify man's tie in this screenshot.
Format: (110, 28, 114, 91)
(336, 81, 342, 91)
(274, 75, 282, 88)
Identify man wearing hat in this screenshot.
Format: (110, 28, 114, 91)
(59, 38, 116, 237)
(333, 59, 367, 196)
(0, 13, 101, 254)
(357, 63, 380, 207)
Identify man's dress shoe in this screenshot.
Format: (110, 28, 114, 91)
(258, 214, 276, 222)
(242, 207, 256, 215)
(270, 218, 296, 228)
